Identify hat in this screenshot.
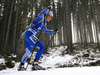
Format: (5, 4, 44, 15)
(48, 11, 53, 18)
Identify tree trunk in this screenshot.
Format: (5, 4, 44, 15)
(0, 0, 9, 53)
(12, 0, 19, 53)
(66, 0, 73, 51)
(4, 0, 14, 53)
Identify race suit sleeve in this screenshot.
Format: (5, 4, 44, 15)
(43, 26, 54, 33)
(38, 9, 49, 16)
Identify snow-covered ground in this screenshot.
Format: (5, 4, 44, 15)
(0, 66, 100, 75)
(0, 46, 100, 75)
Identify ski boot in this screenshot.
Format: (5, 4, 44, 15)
(17, 62, 26, 71)
(31, 59, 46, 71)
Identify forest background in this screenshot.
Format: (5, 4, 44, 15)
(0, 0, 100, 61)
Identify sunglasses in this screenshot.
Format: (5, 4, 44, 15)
(50, 16, 53, 19)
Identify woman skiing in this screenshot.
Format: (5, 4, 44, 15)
(18, 5, 58, 71)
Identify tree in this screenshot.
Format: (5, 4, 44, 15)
(65, 0, 73, 51)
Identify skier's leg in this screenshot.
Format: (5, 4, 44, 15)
(21, 41, 33, 63)
(35, 39, 45, 60)
(18, 42, 33, 71)
(32, 40, 46, 70)
(21, 48, 31, 63)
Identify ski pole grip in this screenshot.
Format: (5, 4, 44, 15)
(55, 28, 59, 33)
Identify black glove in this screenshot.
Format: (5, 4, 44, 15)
(55, 28, 59, 32)
(47, 5, 53, 11)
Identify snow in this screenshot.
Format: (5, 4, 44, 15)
(0, 46, 100, 75)
(40, 46, 74, 68)
(0, 58, 5, 64)
(0, 66, 100, 75)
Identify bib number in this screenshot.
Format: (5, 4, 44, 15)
(30, 35, 38, 44)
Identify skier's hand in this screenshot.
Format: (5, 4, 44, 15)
(55, 28, 59, 33)
(48, 5, 53, 10)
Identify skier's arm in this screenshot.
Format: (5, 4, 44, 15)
(38, 9, 49, 16)
(43, 26, 54, 33)
(38, 5, 53, 16)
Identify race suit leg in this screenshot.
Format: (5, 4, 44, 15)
(21, 31, 45, 63)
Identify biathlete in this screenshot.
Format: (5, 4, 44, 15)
(18, 5, 58, 71)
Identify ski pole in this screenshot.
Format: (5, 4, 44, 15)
(45, 32, 57, 50)
(45, 28, 59, 50)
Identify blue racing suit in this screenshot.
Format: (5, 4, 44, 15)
(21, 9, 54, 63)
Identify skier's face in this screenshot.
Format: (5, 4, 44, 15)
(46, 15, 53, 22)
